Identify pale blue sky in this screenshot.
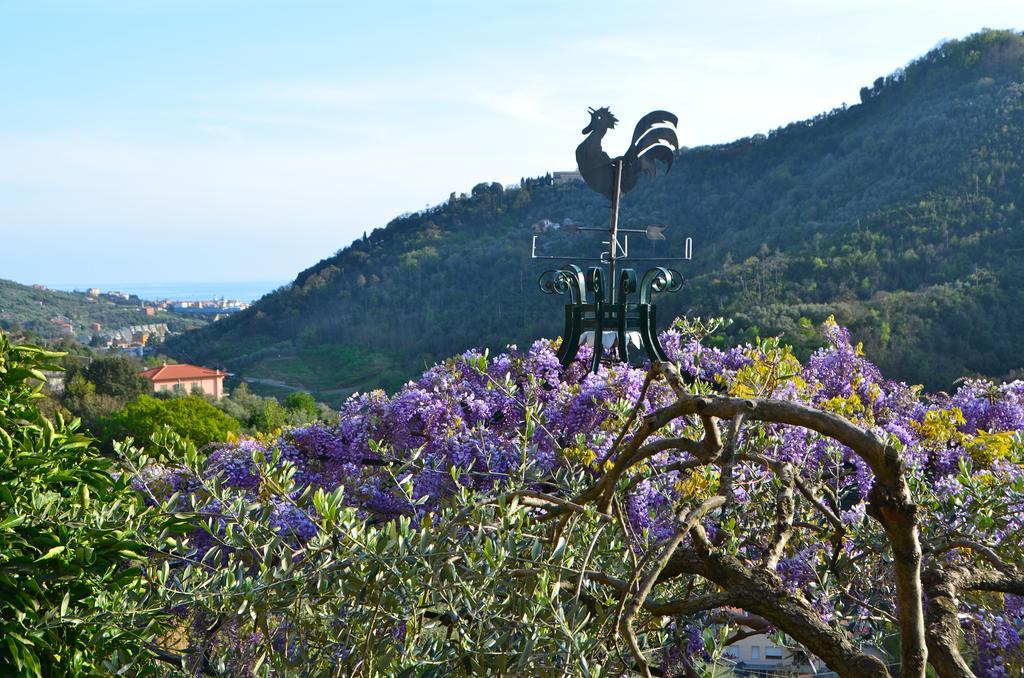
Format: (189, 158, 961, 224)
(0, 1, 1020, 285)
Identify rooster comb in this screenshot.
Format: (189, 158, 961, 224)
(587, 106, 618, 123)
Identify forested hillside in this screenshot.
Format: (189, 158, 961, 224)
(0, 279, 204, 340)
(168, 30, 1024, 402)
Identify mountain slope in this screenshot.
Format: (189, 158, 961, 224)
(0, 279, 205, 341)
(168, 30, 1024, 402)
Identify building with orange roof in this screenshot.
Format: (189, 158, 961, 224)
(140, 362, 227, 399)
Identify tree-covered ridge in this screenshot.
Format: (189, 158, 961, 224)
(169, 30, 1024, 402)
(0, 278, 205, 340)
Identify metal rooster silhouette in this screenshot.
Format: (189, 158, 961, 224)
(575, 107, 679, 200)
(535, 106, 687, 373)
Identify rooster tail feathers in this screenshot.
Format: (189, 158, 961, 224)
(634, 125, 675, 151)
(628, 110, 679, 177)
(639, 144, 675, 176)
(635, 126, 679, 155)
(630, 110, 678, 146)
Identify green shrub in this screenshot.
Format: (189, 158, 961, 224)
(82, 356, 150, 401)
(0, 332, 162, 675)
(104, 394, 240, 449)
(282, 390, 318, 419)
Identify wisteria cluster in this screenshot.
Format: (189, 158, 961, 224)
(135, 317, 1024, 674)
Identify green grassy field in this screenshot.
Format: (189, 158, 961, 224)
(214, 338, 413, 406)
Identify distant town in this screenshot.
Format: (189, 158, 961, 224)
(27, 283, 250, 356)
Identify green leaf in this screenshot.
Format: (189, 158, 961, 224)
(35, 545, 65, 562)
(0, 515, 26, 530)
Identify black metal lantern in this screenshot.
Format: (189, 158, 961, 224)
(534, 107, 690, 373)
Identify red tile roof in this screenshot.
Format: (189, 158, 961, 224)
(140, 363, 226, 382)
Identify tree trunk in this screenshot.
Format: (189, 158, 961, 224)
(661, 548, 891, 677)
(921, 568, 974, 678)
(867, 464, 927, 678)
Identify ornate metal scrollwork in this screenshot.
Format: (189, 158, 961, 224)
(538, 270, 570, 295)
(586, 266, 606, 299)
(639, 267, 683, 304)
(546, 263, 683, 371)
(619, 268, 637, 299)
(538, 265, 587, 303)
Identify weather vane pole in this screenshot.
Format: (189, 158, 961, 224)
(608, 160, 623, 304)
(535, 106, 690, 372)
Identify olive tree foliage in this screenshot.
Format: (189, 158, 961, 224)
(129, 319, 1023, 677)
(125, 433, 608, 676)
(0, 333, 166, 676)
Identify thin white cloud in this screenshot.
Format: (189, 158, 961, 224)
(570, 36, 698, 64)
(1, 0, 1021, 284)
(257, 83, 387, 108)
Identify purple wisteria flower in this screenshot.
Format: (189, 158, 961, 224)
(134, 318, 1024, 674)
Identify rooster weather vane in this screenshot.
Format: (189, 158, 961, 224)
(536, 107, 689, 373)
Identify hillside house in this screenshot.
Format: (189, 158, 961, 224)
(719, 624, 889, 675)
(552, 170, 582, 184)
(140, 363, 226, 398)
(50, 315, 74, 335)
(118, 343, 145, 357)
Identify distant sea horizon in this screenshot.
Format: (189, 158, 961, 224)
(47, 280, 290, 303)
